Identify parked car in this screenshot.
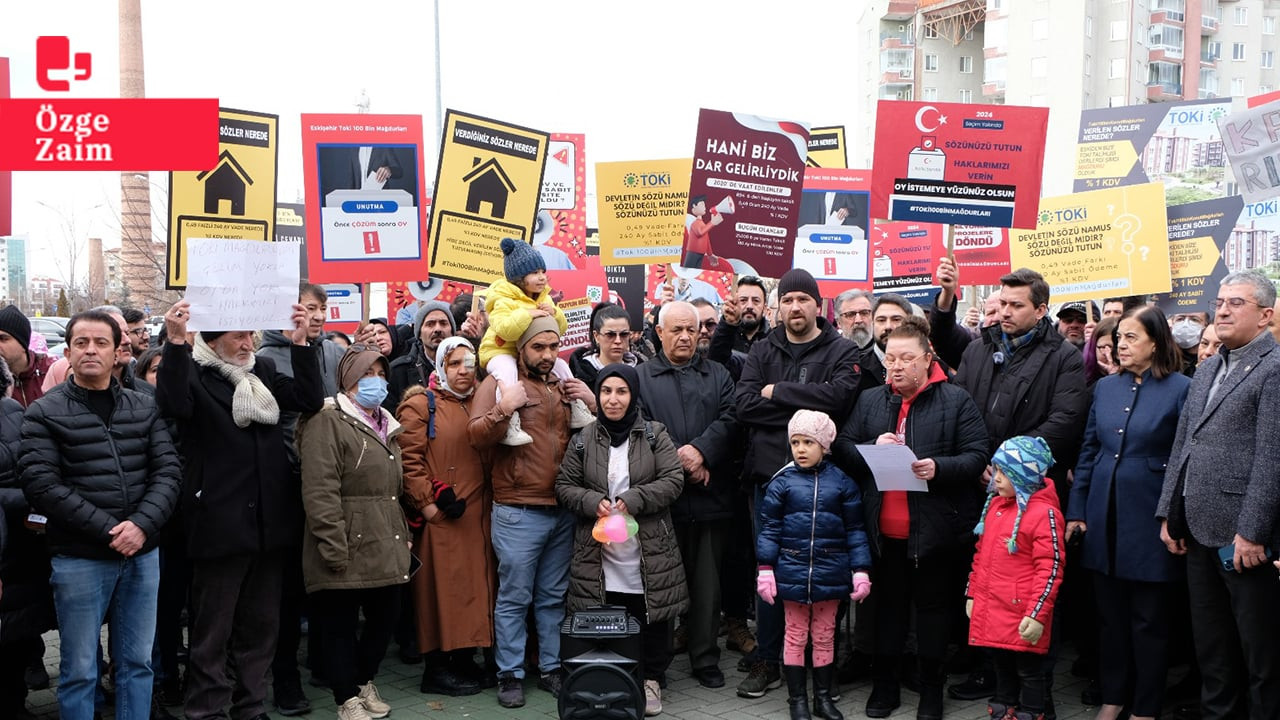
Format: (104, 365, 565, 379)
(30, 317, 69, 346)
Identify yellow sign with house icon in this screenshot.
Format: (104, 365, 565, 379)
(428, 110, 549, 285)
(167, 108, 279, 287)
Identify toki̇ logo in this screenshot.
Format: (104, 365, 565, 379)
(36, 36, 92, 92)
(622, 172, 672, 188)
(1038, 207, 1087, 225)
(1166, 106, 1227, 126)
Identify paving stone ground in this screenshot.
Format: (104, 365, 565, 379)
(24, 625, 1124, 719)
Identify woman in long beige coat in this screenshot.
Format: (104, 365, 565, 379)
(396, 336, 496, 697)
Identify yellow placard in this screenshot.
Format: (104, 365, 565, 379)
(1009, 182, 1171, 303)
(1073, 140, 1139, 187)
(595, 158, 692, 266)
(806, 126, 848, 168)
(427, 111, 549, 285)
(167, 108, 279, 288)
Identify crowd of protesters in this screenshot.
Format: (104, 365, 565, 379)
(0, 247, 1278, 720)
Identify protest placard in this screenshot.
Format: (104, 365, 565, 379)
(184, 238, 299, 331)
(794, 168, 872, 297)
(535, 133, 588, 270)
(806, 126, 847, 169)
(871, 100, 1048, 229)
(1073, 99, 1232, 204)
(300, 113, 428, 283)
(596, 158, 692, 266)
(950, 225, 1012, 285)
(870, 221, 945, 304)
(547, 257, 608, 355)
(168, 108, 278, 288)
(1218, 99, 1280, 203)
(1150, 196, 1241, 316)
(1009, 183, 1171, 303)
(683, 109, 810, 278)
(428, 110, 549, 285)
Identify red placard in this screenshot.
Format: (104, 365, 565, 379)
(536, 133, 589, 269)
(0, 98, 219, 170)
(547, 256, 609, 355)
(301, 114, 430, 283)
(950, 225, 1012, 285)
(871, 100, 1048, 229)
(870, 220, 947, 301)
(0, 58, 9, 236)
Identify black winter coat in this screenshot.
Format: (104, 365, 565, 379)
(386, 342, 432, 413)
(736, 319, 862, 485)
(0, 397, 54, 645)
(953, 318, 1087, 489)
(636, 352, 739, 522)
(155, 342, 323, 559)
(21, 379, 182, 560)
(833, 379, 990, 560)
(756, 460, 873, 603)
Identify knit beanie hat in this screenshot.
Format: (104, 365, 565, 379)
(777, 268, 822, 305)
(337, 344, 389, 393)
(412, 300, 456, 340)
(974, 435, 1054, 553)
(0, 306, 32, 350)
(787, 409, 837, 453)
(518, 314, 561, 349)
(501, 237, 546, 285)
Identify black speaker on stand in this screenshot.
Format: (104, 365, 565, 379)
(557, 606, 644, 719)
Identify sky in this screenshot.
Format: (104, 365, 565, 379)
(1, 0, 872, 284)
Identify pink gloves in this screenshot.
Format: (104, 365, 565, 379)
(851, 571, 872, 602)
(756, 569, 777, 605)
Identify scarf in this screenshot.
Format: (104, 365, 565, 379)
(595, 363, 641, 447)
(433, 336, 476, 399)
(998, 322, 1041, 361)
(192, 335, 280, 428)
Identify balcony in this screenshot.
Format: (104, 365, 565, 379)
(1151, 45, 1185, 60)
(1202, 15, 1219, 32)
(879, 82, 914, 101)
(1199, 88, 1219, 98)
(1151, 10, 1187, 24)
(881, 31, 915, 47)
(983, 79, 1006, 98)
(1148, 81, 1185, 100)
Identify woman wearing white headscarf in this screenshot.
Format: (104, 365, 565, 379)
(396, 337, 497, 696)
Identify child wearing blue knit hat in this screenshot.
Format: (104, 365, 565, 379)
(479, 238, 593, 445)
(966, 436, 1064, 720)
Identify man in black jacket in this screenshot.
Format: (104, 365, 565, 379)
(386, 300, 456, 411)
(707, 275, 770, 364)
(636, 301, 739, 690)
(21, 309, 182, 720)
(949, 268, 1087, 708)
(734, 269, 862, 699)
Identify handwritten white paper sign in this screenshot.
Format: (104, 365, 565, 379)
(185, 238, 300, 331)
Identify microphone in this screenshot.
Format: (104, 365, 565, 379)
(887, 395, 903, 436)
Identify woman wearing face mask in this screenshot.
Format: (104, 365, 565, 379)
(556, 364, 688, 717)
(297, 344, 410, 720)
(396, 337, 497, 697)
(1066, 306, 1188, 720)
(831, 316, 989, 720)
(1169, 313, 1208, 377)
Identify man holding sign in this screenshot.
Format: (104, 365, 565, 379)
(156, 300, 324, 720)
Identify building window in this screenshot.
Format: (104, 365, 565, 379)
(1266, 51, 1276, 69)
(1084, 54, 1093, 75)
(1236, 6, 1248, 25)
(924, 24, 939, 39)
(1267, 16, 1277, 34)
(1232, 77, 1246, 96)
(1109, 95, 1127, 107)
(925, 53, 939, 71)
(1262, 85, 1274, 93)
(990, 0, 1002, 9)
(1233, 42, 1247, 61)
(960, 56, 973, 73)
(1085, 16, 1093, 37)
(958, 89, 973, 103)
(923, 87, 938, 101)
(1110, 57, 1125, 78)
(1110, 20, 1127, 40)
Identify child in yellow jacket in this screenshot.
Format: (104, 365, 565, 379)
(479, 237, 593, 444)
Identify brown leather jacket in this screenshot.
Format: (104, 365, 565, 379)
(467, 371, 571, 506)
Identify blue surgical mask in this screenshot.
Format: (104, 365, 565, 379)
(355, 376, 389, 408)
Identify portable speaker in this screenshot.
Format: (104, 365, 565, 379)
(558, 606, 644, 720)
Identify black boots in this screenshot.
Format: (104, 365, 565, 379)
(865, 656, 902, 718)
(917, 657, 945, 720)
(783, 665, 812, 720)
(811, 665, 843, 720)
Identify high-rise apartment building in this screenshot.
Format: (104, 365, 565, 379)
(857, 0, 1280, 195)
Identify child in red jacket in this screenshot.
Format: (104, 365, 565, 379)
(966, 436, 1064, 720)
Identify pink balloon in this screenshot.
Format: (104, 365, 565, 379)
(603, 514, 629, 543)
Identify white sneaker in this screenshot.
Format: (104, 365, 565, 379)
(499, 409, 534, 446)
(339, 696, 372, 720)
(644, 679, 662, 716)
(358, 681, 390, 718)
(569, 398, 595, 429)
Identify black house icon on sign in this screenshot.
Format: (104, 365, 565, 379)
(197, 150, 254, 216)
(463, 157, 516, 219)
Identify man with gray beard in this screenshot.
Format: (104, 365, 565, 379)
(834, 289, 874, 348)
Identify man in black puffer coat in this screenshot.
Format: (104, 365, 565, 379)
(20, 310, 182, 720)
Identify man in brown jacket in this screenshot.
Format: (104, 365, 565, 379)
(468, 316, 597, 709)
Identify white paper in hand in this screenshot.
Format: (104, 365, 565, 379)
(855, 444, 929, 492)
(185, 238, 299, 331)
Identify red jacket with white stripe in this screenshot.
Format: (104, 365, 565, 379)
(966, 478, 1064, 655)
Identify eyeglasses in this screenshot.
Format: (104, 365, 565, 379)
(840, 309, 872, 320)
(599, 330, 631, 340)
(127, 328, 149, 337)
(701, 319, 718, 329)
(884, 354, 929, 368)
(1213, 297, 1264, 310)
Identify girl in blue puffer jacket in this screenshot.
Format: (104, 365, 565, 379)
(757, 409, 874, 720)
